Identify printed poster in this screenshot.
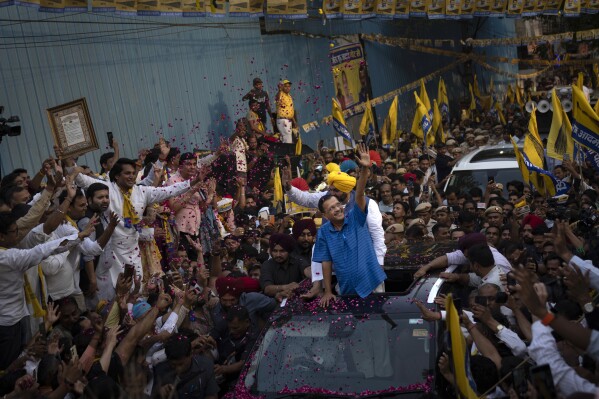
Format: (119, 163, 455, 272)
(362, 0, 376, 17)
(427, 0, 445, 18)
(323, 0, 343, 17)
(91, 0, 115, 11)
(342, 0, 362, 18)
(206, 0, 226, 16)
(520, 0, 537, 15)
(63, 0, 86, 11)
(506, 0, 522, 16)
(563, 0, 580, 15)
(266, 0, 307, 18)
(445, 0, 461, 17)
(136, 0, 160, 15)
(159, 0, 182, 15)
(229, 0, 263, 14)
(330, 42, 366, 110)
(489, 0, 506, 15)
(583, 0, 599, 12)
(114, 0, 137, 14)
(459, 0, 475, 16)
(542, 0, 562, 14)
(474, 0, 491, 15)
(376, 0, 396, 17)
(394, 0, 410, 16)
(410, 0, 426, 15)
(181, 0, 206, 16)
(39, 0, 64, 11)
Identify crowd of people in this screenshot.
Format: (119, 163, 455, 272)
(0, 73, 598, 399)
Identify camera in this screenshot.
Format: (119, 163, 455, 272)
(0, 106, 21, 139)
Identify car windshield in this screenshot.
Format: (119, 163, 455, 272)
(242, 312, 433, 397)
(446, 168, 523, 194)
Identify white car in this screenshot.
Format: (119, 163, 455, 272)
(443, 143, 523, 195)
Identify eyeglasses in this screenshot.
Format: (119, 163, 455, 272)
(325, 202, 344, 213)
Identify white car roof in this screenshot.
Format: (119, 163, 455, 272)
(452, 143, 521, 171)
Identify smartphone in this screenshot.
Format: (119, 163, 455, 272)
(107, 131, 114, 148)
(70, 345, 78, 359)
(453, 298, 463, 315)
(512, 367, 529, 398)
(477, 202, 486, 209)
(124, 264, 135, 280)
(506, 272, 517, 288)
(38, 322, 46, 337)
(423, 185, 429, 193)
(495, 292, 508, 304)
(530, 364, 557, 399)
(475, 296, 488, 307)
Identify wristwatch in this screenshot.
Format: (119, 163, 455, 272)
(583, 302, 595, 314)
(495, 324, 505, 333)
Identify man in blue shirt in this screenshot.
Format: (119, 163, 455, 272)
(312, 143, 387, 307)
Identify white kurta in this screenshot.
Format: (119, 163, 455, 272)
(75, 174, 191, 300)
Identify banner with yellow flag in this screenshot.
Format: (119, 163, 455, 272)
(332, 98, 354, 147)
(360, 97, 375, 136)
(523, 106, 544, 168)
(571, 85, 599, 154)
(445, 294, 479, 399)
(273, 167, 284, 204)
(411, 92, 432, 142)
(418, 79, 432, 118)
(547, 89, 574, 161)
(438, 77, 449, 118)
(511, 137, 530, 186)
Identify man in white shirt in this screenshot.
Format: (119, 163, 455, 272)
(0, 212, 79, 370)
(438, 243, 505, 290)
(413, 232, 511, 280)
(74, 158, 204, 301)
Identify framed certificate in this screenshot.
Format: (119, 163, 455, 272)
(46, 98, 99, 159)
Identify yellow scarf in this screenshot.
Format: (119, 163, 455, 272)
(65, 215, 78, 229)
(120, 187, 141, 229)
(1, 246, 47, 318)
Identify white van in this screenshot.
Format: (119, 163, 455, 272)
(443, 143, 523, 195)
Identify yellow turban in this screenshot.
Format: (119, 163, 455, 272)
(325, 163, 340, 173)
(327, 171, 357, 193)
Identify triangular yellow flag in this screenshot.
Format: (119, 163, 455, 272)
(506, 84, 514, 104)
(515, 85, 524, 107)
(295, 134, 302, 156)
(387, 96, 399, 143)
(577, 71, 584, 91)
(411, 92, 432, 141)
(437, 77, 449, 117)
(381, 115, 391, 146)
(468, 83, 476, 111)
(511, 137, 530, 186)
(419, 79, 432, 117)
(473, 75, 481, 97)
(571, 85, 599, 154)
(523, 105, 544, 168)
(359, 97, 375, 136)
(547, 89, 573, 161)
(273, 167, 283, 203)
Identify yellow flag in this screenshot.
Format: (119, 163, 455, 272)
(437, 77, 449, 117)
(473, 74, 481, 97)
(359, 97, 375, 136)
(411, 92, 432, 141)
(571, 85, 599, 154)
(547, 89, 573, 161)
(577, 71, 584, 91)
(331, 98, 353, 146)
(295, 134, 302, 155)
(506, 84, 514, 104)
(445, 294, 479, 399)
(594, 63, 599, 89)
(273, 167, 283, 203)
(468, 83, 476, 111)
(418, 79, 432, 117)
(432, 99, 444, 144)
(387, 96, 399, 143)
(494, 101, 506, 125)
(515, 85, 524, 107)
(523, 106, 544, 168)
(595, 97, 599, 116)
(511, 137, 530, 186)
(381, 115, 391, 146)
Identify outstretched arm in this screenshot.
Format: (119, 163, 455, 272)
(354, 143, 371, 212)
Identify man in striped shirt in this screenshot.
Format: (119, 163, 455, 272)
(312, 143, 387, 307)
